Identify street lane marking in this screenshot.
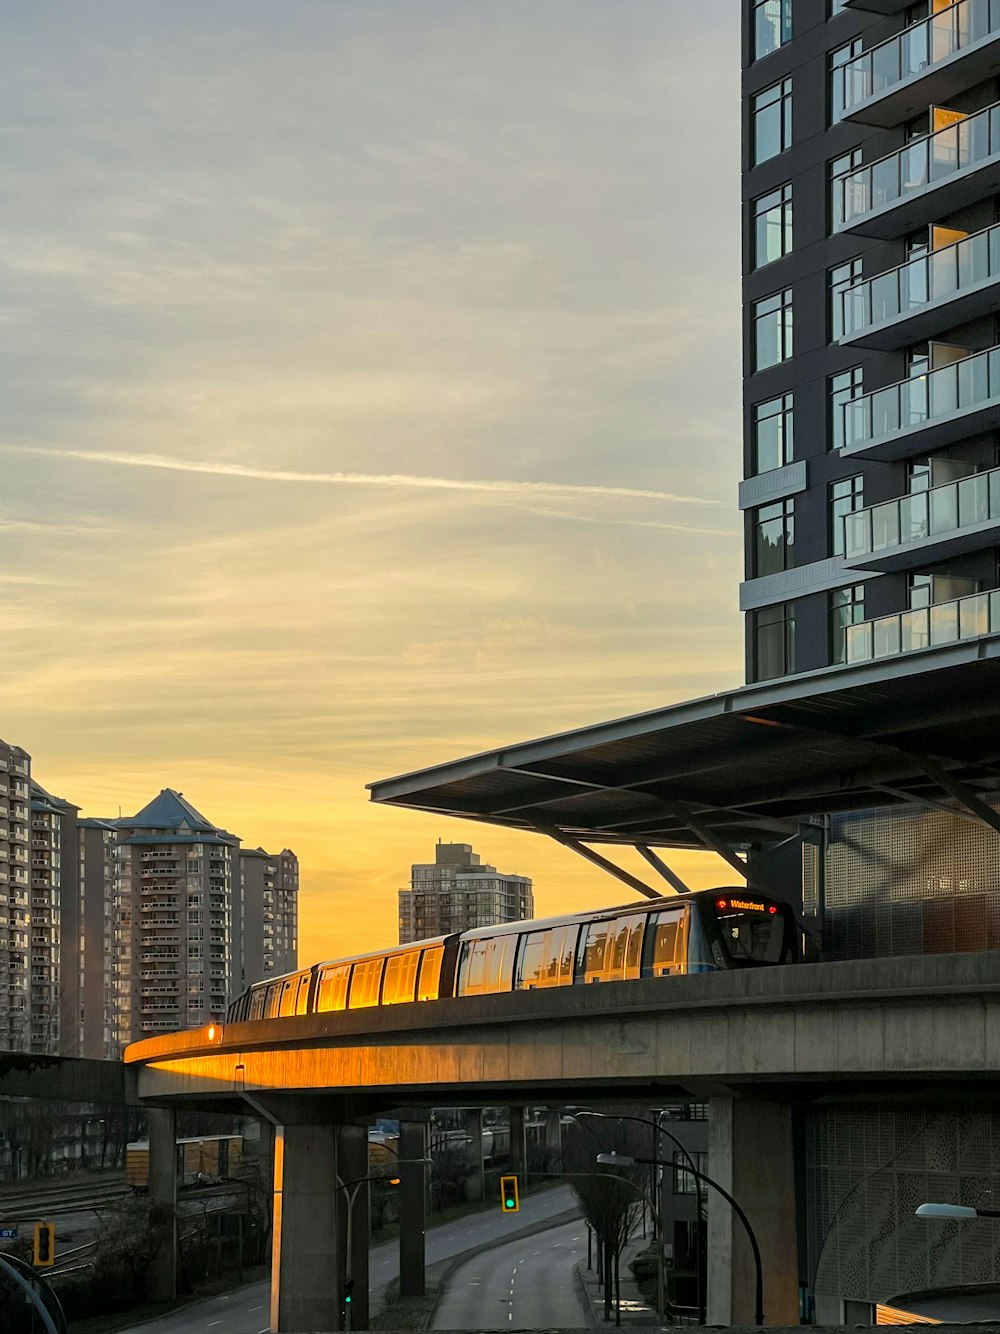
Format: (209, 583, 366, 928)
(208, 1323, 222, 1328)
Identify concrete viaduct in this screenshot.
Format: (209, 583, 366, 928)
(112, 950, 1000, 1331)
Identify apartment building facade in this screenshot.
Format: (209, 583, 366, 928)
(114, 789, 239, 1042)
(237, 846, 299, 990)
(398, 841, 533, 944)
(743, 1, 1000, 1317)
(0, 742, 31, 1051)
(743, 0, 1000, 681)
(29, 782, 77, 1055)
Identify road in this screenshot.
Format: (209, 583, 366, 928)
(120, 1183, 579, 1334)
(432, 1217, 587, 1330)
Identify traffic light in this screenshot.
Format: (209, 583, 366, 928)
(33, 1221, 55, 1267)
(500, 1174, 519, 1213)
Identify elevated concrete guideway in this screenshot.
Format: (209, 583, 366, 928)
(125, 951, 1000, 1109)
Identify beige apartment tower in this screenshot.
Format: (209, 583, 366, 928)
(398, 841, 533, 944)
(0, 742, 31, 1051)
(238, 847, 299, 989)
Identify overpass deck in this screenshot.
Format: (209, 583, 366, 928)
(124, 951, 1000, 1112)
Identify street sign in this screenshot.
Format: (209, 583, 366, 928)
(0, 1227, 17, 1240)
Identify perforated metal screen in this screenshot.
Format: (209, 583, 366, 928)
(807, 1105, 1000, 1304)
(823, 799, 1000, 960)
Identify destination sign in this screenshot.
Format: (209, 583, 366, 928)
(716, 896, 772, 914)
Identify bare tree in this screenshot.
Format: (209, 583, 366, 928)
(563, 1115, 648, 1325)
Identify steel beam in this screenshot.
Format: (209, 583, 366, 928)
(531, 821, 660, 899)
(635, 844, 691, 894)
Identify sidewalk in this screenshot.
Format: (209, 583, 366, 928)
(575, 1234, 663, 1330)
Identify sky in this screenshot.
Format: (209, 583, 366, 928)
(1, 1, 742, 963)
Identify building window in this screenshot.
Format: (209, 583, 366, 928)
(830, 584, 866, 664)
(753, 0, 792, 60)
(752, 79, 792, 166)
(752, 393, 794, 474)
(829, 366, 863, 451)
(829, 257, 862, 342)
(830, 148, 862, 230)
(754, 604, 796, 680)
(673, 1150, 708, 1195)
(754, 498, 795, 576)
(752, 184, 793, 269)
(830, 37, 862, 122)
(830, 475, 864, 556)
(753, 289, 793, 371)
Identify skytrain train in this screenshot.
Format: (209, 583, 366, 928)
(226, 887, 797, 1023)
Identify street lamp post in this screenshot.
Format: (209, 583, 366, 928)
(569, 1107, 707, 1323)
(336, 1157, 429, 1334)
(597, 1149, 765, 1326)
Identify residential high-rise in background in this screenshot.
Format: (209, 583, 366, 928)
(0, 741, 298, 1055)
(238, 847, 300, 991)
(0, 742, 31, 1052)
(398, 841, 533, 944)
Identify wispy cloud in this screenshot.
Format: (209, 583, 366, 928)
(0, 444, 723, 507)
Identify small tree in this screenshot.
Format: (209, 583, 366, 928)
(91, 1193, 171, 1305)
(563, 1116, 647, 1325)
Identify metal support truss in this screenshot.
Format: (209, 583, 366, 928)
(530, 821, 661, 900)
(635, 844, 692, 894)
(661, 799, 772, 894)
(916, 756, 1000, 837)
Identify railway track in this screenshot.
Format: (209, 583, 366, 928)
(0, 1177, 128, 1220)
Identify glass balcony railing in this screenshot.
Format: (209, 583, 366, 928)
(846, 588, 1000, 662)
(840, 222, 1000, 340)
(842, 343, 1000, 452)
(835, 0, 1000, 119)
(835, 100, 1000, 230)
(844, 465, 1000, 560)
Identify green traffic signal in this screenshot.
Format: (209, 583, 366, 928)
(499, 1174, 519, 1212)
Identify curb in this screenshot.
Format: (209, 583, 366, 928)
(574, 1257, 600, 1332)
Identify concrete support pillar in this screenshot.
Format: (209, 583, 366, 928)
(270, 1122, 340, 1332)
(337, 1123, 370, 1331)
(464, 1108, 484, 1202)
(509, 1105, 527, 1177)
(544, 1107, 562, 1174)
(147, 1107, 177, 1302)
(706, 1097, 799, 1327)
(398, 1120, 428, 1297)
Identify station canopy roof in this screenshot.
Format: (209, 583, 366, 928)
(368, 641, 1000, 854)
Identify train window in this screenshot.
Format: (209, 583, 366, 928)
(295, 973, 311, 1015)
(465, 941, 490, 993)
(626, 918, 644, 978)
(580, 921, 612, 982)
(489, 936, 517, 992)
(317, 964, 351, 1013)
(539, 927, 564, 986)
(417, 947, 443, 1001)
(560, 925, 579, 984)
(349, 957, 384, 1008)
(249, 988, 266, 1021)
(515, 931, 546, 989)
(278, 979, 296, 1017)
(647, 912, 683, 977)
(384, 951, 420, 1004)
(264, 984, 282, 1018)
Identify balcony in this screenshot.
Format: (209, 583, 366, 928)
(835, 101, 1000, 238)
(845, 465, 1000, 571)
(840, 222, 1000, 350)
(846, 587, 1000, 662)
(838, 1, 1000, 128)
(841, 344, 1000, 461)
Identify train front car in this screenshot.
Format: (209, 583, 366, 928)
(688, 888, 796, 972)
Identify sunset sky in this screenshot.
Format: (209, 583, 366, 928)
(2, 1, 741, 962)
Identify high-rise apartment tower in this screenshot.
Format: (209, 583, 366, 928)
(238, 847, 299, 989)
(743, 0, 1000, 681)
(398, 841, 533, 944)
